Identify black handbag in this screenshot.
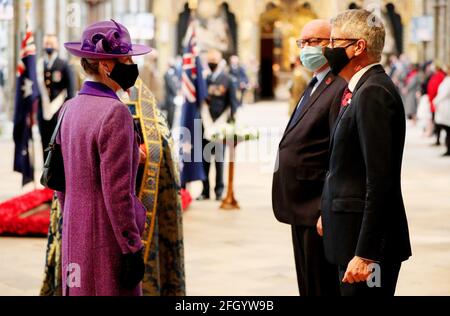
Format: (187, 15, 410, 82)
(40, 105, 68, 192)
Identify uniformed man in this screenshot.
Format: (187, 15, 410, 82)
(229, 55, 249, 106)
(163, 58, 181, 129)
(37, 34, 75, 161)
(198, 49, 239, 201)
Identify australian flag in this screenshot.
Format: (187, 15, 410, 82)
(13, 30, 40, 186)
(180, 21, 207, 185)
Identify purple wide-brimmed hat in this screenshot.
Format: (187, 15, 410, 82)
(64, 20, 152, 59)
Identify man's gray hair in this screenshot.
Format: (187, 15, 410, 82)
(331, 9, 386, 62)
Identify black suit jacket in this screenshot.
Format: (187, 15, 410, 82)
(321, 65, 412, 265)
(272, 72, 347, 227)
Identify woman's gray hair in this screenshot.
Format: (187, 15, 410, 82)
(331, 9, 386, 62)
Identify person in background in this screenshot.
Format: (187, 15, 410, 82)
(427, 62, 447, 146)
(416, 61, 434, 135)
(0, 59, 4, 88)
(229, 55, 249, 106)
(433, 65, 450, 157)
(403, 63, 420, 122)
(37, 34, 75, 161)
(0, 57, 5, 113)
(198, 49, 238, 201)
(163, 58, 181, 129)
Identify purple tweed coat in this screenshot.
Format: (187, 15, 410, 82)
(57, 81, 146, 296)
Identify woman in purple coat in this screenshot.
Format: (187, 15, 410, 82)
(58, 20, 152, 296)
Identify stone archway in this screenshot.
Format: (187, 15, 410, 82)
(258, 1, 317, 99)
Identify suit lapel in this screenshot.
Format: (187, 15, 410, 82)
(296, 74, 333, 124)
(329, 65, 386, 150)
(329, 104, 349, 150)
(282, 73, 334, 141)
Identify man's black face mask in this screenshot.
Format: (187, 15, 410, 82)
(324, 41, 357, 76)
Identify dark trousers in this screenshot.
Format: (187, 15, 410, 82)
(443, 125, 450, 153)
(433, 113, 442, 145)
(337, 262, 401, 296)
(291, 225, 340, 296)
(202, 139, 225, 198)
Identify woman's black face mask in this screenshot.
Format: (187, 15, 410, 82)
(109, 61, 139, 91)
(324, 41, 357, 76)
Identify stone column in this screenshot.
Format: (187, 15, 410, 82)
(437, 0, 447, 63)
(85, 0, 106, 24)
(153, 0, 177, 75)
(7, 0, 23, 118)
(445, 0, 450, 64)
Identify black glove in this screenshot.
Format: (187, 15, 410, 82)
(120, 248, 145, 289)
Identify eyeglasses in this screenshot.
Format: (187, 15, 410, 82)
(296, 38, 330, 49)
(330, 38, 359, 48)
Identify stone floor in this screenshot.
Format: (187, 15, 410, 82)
(1, 101, 450, 296)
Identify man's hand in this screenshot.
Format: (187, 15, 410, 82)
(342, 256, 374, 284)
(316, 216, 323, 237)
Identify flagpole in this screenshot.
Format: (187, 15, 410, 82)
(24, 0, 37, 190)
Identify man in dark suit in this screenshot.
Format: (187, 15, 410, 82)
(198, 49, 239, 201)
(37, 34, 75, 161)
(272, 20, 347, 296)
(320, 9, 412, 296)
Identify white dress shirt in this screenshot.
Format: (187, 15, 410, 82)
(348, 63, 381, 92)
(295, 67, 331, 111)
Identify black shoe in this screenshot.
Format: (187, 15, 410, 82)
(442, 152, 450, 157)
(431, 142, 441, 147)
(215, 196, 223, 201)
(196, 194, 210, 201)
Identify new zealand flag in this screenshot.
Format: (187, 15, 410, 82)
(13, 30, 40, 186)
(180, 21, 207, 185)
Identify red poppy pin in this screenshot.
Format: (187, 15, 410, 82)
(341, 91, 353, 107)
(326, 77, 332, 85)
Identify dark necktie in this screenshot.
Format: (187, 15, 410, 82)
(288, 76, 318, 130)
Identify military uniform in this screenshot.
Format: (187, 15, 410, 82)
(201, 68, 239, 200)
(37, 54, 75, 161)
(229, 65, 249, 106)
(163, 66, 181, 129)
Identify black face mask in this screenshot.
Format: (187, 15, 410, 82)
(324, 42, 356, 76)
(208, 63, 218, 72)
(45, 48, 55, 56)
(109, 62, 139, 91)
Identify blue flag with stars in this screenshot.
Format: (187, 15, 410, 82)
(179, 21, 207, 185)
(13, 30, 40, 186)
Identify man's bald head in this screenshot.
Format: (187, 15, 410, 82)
(43, 34, 59, 50)
(300, 19, 331, 41)
(207, 49, 223, 64)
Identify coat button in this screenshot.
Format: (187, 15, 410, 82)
(128, 239, 135, 247)
(122, 231, 129, 238)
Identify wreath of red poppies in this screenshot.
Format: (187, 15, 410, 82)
(0, 189, 53, 237)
